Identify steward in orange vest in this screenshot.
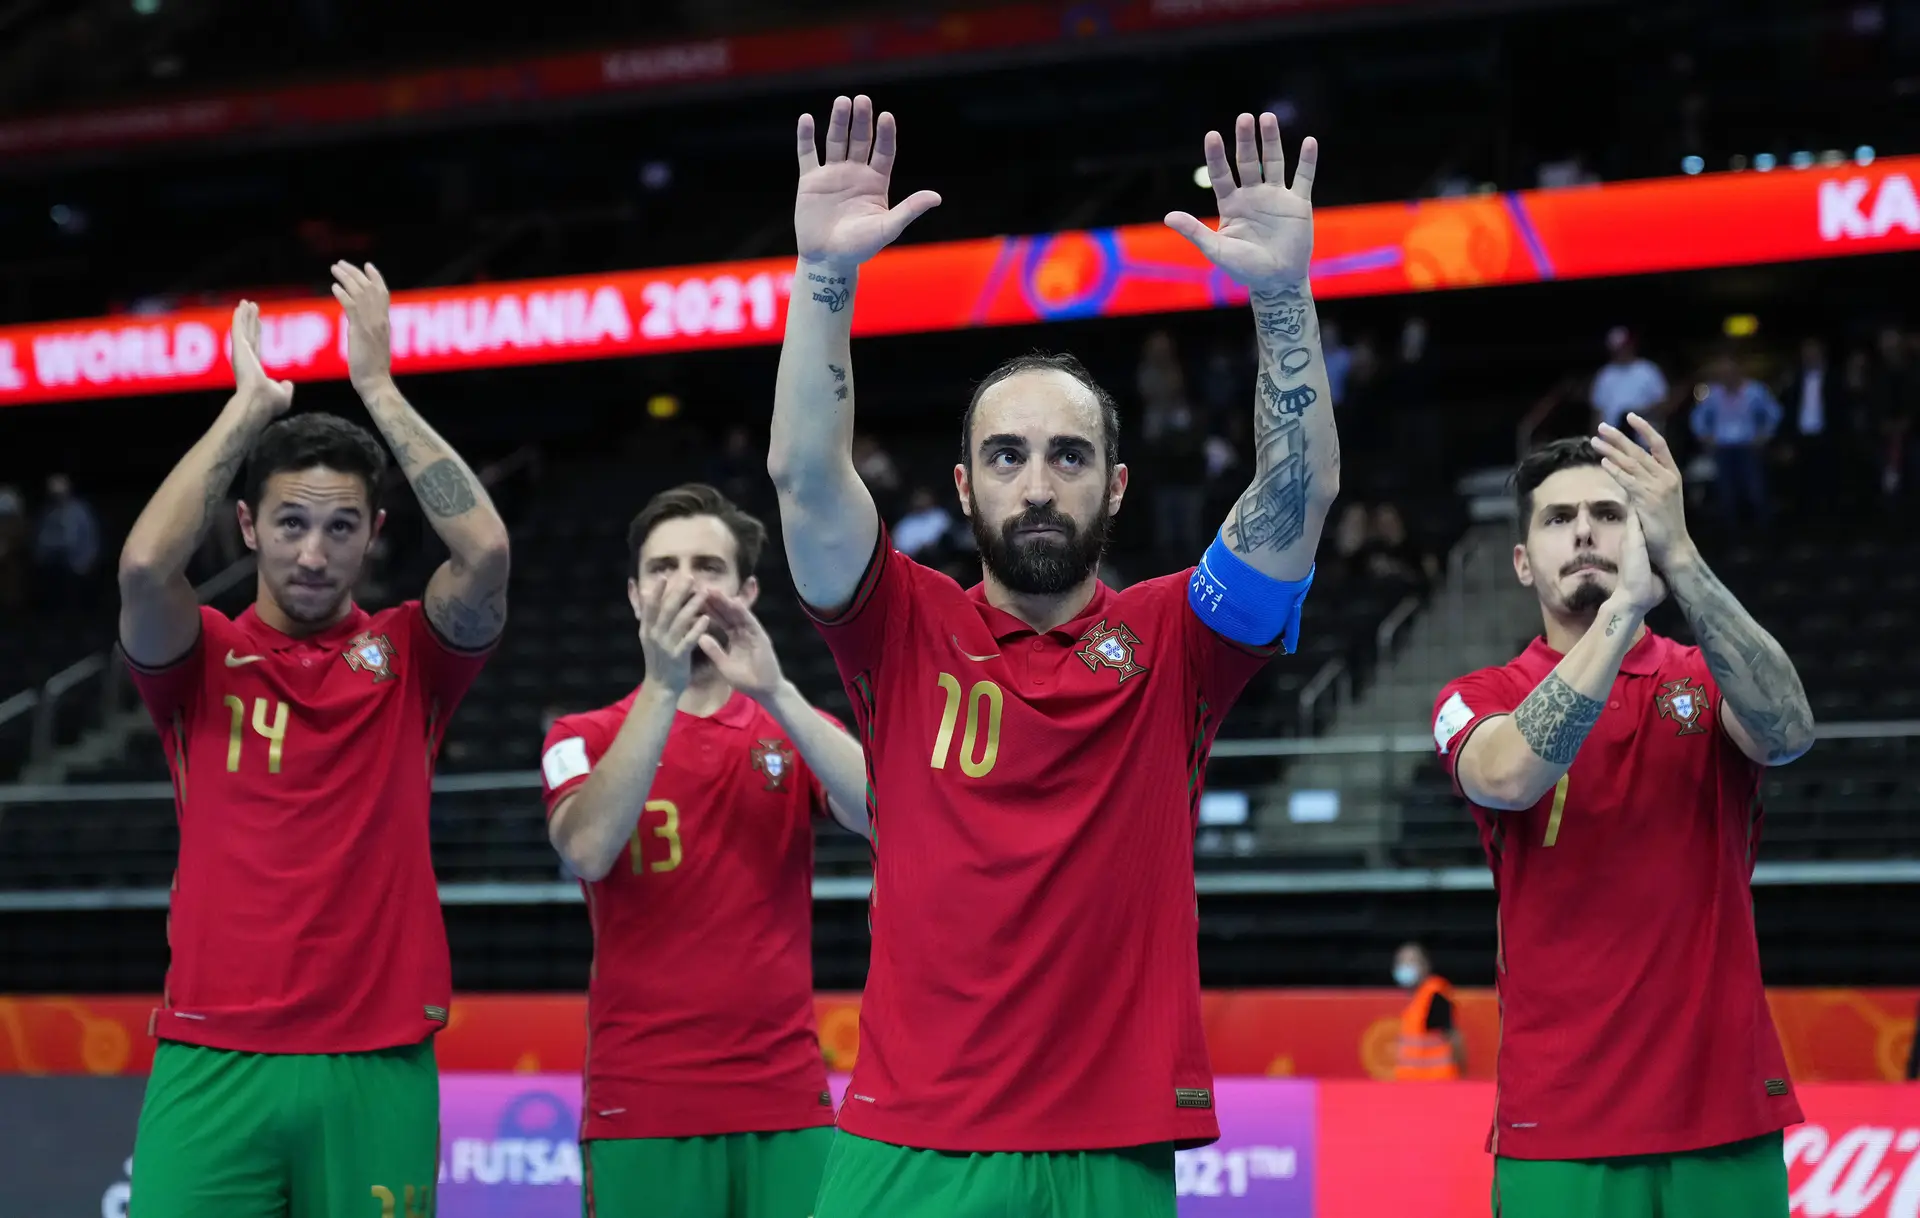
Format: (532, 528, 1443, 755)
(1393, 943, 1464, 1081)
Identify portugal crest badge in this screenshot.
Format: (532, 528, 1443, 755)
(751, 738, 796, 791)
(344, 631, 398, 684)
(1076, 619, 1148, 684)
(1655, 677, 1709, 736)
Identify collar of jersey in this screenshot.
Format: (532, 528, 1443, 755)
(1522, 628, 1664, 677)
(235, 603, 373, 652)
(965, 579, 1114, 642)
(625, 684, 757, 729)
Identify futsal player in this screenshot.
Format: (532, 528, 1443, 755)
(118, 267, 510, 1216)
(1431, 421, 1814, 1218)
(768, 95, 1340, 1217)
(541, 483, 871, 1218)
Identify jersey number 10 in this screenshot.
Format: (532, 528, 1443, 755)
(223, 695, 289, 774)
(930, 673, 1003, 778)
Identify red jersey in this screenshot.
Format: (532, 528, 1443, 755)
(126, 601, 490, 1054)
(1433, 630, 1802, 1160)
(807, 531, 1274, 1153)
(540, 687, 836, 1142)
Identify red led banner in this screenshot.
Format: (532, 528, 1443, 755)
(1, 157, 1915, 408)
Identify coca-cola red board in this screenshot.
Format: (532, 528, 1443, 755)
(1, 989, 1913, 1082)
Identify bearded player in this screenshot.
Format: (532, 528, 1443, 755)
(118, 267, 509, 1217)
(768, 95, 1338, 1216)
(1432, 421, 1814, 1218)
(541, 483, 870, 1218)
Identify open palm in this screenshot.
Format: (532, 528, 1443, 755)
(230, 300, 294, 415)
(1166, 113, 1317, 293)
(794, 94, 942, 272)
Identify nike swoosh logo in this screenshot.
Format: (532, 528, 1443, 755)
(224, 651, 265, 667)
(951, 635, 999, 663)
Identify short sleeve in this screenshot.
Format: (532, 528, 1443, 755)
(1168, 569, 1279, 712)
(804, 707, 851, 823)
(540, 713, 608, 818)
(406, 600, 496, 716)
(1432, 669, 1520, 790)
(124, 605, 220, 734)
(803, 525, 918, 680)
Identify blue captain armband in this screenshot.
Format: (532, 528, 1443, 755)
(1188, 536, 1316, 654)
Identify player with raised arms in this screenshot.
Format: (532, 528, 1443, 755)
(768, 94, 1340, 1216)
(541, 482, 871, 1218)
(1432, 422, 1814, 1218)
(118, 265, 510, 1217)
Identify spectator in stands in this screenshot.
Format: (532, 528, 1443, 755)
(1590, 326, 1670, 435)
(1322, 320, 1352, 407)
(1363, 503, 1437, 596)
(893, 486, 955, 559)
(32, 472, 100, 610)
(704, 424, 761, 512)
(1138, 330, 1208, 567)
(0, 484, 25, 613)
(1690, 355, 1782, 529)
(1781, 337, 1841, 515)
(1329, 501, 1371, 585)
(851, 433, 902, 518)
(1869, 325, 1918, 503)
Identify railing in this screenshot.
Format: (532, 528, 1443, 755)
(2, 720, 1915, 911)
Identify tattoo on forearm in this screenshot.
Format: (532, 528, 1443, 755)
(199, 428, 252, 540)
(1670, 561, 1813, 761)
(806, 271, 850, 313)
(415, 459, 479, 518)
(1228, 411, 1311, 552)
(1259, 372, 1317, 416)
(1604, 612, 1623, 637)
(1277, 347, 1311, 378)
(1513, 674, 1605, 766)
(426, 578, 507, 648)
(1252, 288, 1308, 341)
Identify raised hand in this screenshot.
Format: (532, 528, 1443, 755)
(1593, 414, 1695, 568)
(230, 300, 294, 416)
(638, 575, 710, 695)
(694, 589, 784, 698)
(1612, 502, 1667, 615)
(794, 94, 942, 273)
(329, 261, 394, 397)
(1165, 113, 1317, 293)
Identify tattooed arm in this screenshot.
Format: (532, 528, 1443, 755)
(1453, 603, 1647, 811)
(333, 263, 510, 649)
(1665, 553, 1814, 765)
(1222, 282, 1341, 579)
(769, 95, 940, 612)
(119, 302, 292, 667)
(1163, 113, 1336, 582)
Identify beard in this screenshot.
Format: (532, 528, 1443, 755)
(1560, 557, 1617, 615)
(970, 494, 1110, 596)
(273, 579, 354, 624)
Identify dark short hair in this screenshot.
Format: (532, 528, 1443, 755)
(960, 351, 1121, 472)
(626, 483, 767, 580)
(1512, 437, 1603, 537)
(244, 413, 389, 511)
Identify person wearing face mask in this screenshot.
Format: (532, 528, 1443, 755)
(1391, 942, 1463, 1081)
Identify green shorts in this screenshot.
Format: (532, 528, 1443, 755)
(1494, 1131, 1787, 1218)
(812, 1131, 1175, 1218)
(584, 1127, 833, 1218)
(131, 1039, 439, 1218)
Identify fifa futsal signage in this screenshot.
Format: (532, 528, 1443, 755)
(5, 1076, 1919, 1218)
(0, 157, 1917, 409)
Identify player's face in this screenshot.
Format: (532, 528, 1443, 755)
(628, 514, 758, 664)
(240, 467, 382, 626)
(1515, 466, 1630, 618)
(956, 370, 1127, 596)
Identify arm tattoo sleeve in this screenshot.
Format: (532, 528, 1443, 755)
(1512, 674, 1605, 766)
(415, 458, 479, 518)
(1669, 560, 1814, 761)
